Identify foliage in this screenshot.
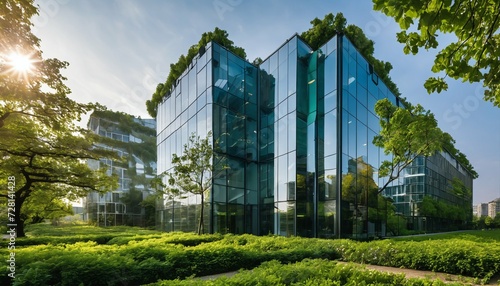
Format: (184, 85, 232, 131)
(88, 109, 157, 227)
(153, 259, 469, 286)
(419, 196, 469, 223)
(147, 28, 246, 117)
(22, 190, 74, 224)
(90, 110, 157, 164)
(300, 12, 400, 96)
(0, 0, 92, 129)
(335, 240, 499, 281)
(474, 215, 500, 230)
(1, 225, 499, 285)
(373, 98, 453, 194)
(160, 132, 214, 234)
(372, 0, 500, 107)
(0, 0, 118, 237)
(91, 109, 156, 137)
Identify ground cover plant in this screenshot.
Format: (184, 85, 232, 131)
(0, 223, 161, 247)
(1, 225, 499, 285)
(150, 259, 472, 286)
(392, 230, 500, 243)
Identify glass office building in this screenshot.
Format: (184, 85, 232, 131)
(156, 33, 474, 238)
(86, 112, 157, 227)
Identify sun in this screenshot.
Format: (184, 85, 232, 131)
(7, 52, 35, 73)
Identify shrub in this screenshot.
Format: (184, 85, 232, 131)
(150, 259, 469, 286)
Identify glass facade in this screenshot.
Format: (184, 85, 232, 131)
(156, 34, 474, 238)
(86, 114, 156, 227)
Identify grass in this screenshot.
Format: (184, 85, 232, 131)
(391, 229, 500, 243)
(24, 222, 160, 237)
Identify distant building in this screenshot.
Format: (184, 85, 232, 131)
(488, 199, 500, 218)
(474, 203, 489, 217)
(85, 111, 156, 227)
(155, 33, 474, 238)
(473, 203, 487, 217)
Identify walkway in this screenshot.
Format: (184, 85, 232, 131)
(198, 261, 500, 285)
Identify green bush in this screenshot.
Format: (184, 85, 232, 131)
(332, 238, 500, 279)
(150, 259, 469, 286)
(2, 227, 499, 285)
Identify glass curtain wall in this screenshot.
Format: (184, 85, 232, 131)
(156, 34, 474, 238)
(339, 35, 399, 239)
(259, 36, 298, 236)
(156, 43, 213, 233)
(211, 42, 259, 234)
(316, 36, 338, 238)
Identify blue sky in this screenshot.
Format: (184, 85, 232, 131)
(33, 0, 499, 204)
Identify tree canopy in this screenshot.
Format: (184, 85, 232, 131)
(0, 0, 118, 236)
(146, 28, 246, 117)
(373, 0, 500, 107)
(373, 98, 451, 194)
(300, 12, 400, 97)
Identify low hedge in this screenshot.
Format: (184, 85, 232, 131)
(332, 239, 500, 280)
(151, 259, 470, 286)
(1, 234, 340, 285)
(1, 232, 499, 285)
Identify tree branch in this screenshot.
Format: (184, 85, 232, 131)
(476, 2, 500, 68)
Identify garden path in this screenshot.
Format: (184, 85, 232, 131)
(198, 261, 500, 285)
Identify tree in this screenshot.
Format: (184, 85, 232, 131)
(146, 28, 246, 117)
(0, 0, 93, 129)
(161, 132, 214, 235)
(0, 114, 118, 236)
(493, 214, 500, 228)
(22, 188, 74, 225)
(484, 216, 494, 228)
(373, 98, 449, 194)
(0, 0, 118, 237)
(372, 0, 500, 107)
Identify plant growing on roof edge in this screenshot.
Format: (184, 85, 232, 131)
(146, 28, 246, 117)
(300, 12, 401, 97)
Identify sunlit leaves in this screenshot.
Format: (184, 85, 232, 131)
(373, 99, 448, 192)
(372, 0, 500, 107)
(424, 77, 448, 93)
(0, 0, 119, 236)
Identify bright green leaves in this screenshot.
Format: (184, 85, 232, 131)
(0, 0, 120, 237)
(424, 77, 448, 93)
(374, 98, 476, 184)
(373, 99, 448, 191)
(161, 132, 214, 234)
(373, 0, 500, 107)
(301, 13, 400, 96)
(165, 132, 213, 197)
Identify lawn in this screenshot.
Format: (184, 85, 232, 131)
(392, 229, 500, 243)
(2, 224, 499, 285)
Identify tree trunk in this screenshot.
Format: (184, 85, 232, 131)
(14, 187, 30, 238)
(14, 198, 26, 237)
(198, 193, 204, 235)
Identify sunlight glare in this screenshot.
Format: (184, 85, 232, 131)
(8, 53, 34, 73)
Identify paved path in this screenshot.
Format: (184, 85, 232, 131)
(197, 261, 500, 285)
